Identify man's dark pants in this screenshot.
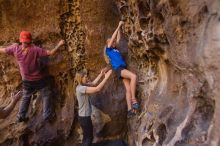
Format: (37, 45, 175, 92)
(17, 78, 53, 121)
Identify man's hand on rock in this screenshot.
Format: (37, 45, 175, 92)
(119, 21, 124, 27)
(58, 40, 65, 47)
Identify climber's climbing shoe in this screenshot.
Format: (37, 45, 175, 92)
(16, 116, 29, 123)
(132, 103, 140, 111)
(44, 113, 56, 123)
(127, 110, 136, 118)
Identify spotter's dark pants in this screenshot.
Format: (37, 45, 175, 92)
(78, 116, 93, 146)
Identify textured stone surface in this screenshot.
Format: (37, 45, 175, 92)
(115, 0, 219, 145)
(0, 0, 220, 146)
(0, 0, 127, 145)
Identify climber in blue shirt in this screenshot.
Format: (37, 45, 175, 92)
(104, 21, 140, 118)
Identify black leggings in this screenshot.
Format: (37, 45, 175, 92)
(78, 116, 93, 146)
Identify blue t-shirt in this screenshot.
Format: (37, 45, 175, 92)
(105, 47, 127, 70)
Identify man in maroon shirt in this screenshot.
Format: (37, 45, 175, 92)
(0, 31, 65, 122)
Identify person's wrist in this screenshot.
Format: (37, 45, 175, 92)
(55, 45, 59, 49)
(105, 75, 110, 79)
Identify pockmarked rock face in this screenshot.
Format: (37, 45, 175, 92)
(115, 0, 219, 146)
(0, 0, 220, 146)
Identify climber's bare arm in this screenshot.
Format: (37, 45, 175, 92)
(47, 40, 65, 56)
(116, 27, 121, 45)
(0, 47, 6, 54)
(107, 21, 124, 48)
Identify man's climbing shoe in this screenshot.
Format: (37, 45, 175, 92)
(127, 110, 136, 118)
(16, 116, 29, 123)
(132, 103, 140, 111)
(44, 113, 56, 123)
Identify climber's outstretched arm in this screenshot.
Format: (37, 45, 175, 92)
(116, 27, 121, 45)
(0, 43, 19, 55)
(107, 21, 124, 48)
(47, 40, 65, 56)
(0, 91, 21, 119)
(0, 47, 6, 54)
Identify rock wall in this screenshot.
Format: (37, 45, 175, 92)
(0, 0, 220, 146)
(115, 0, 220, 145)
(0, 0, 127, 145)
